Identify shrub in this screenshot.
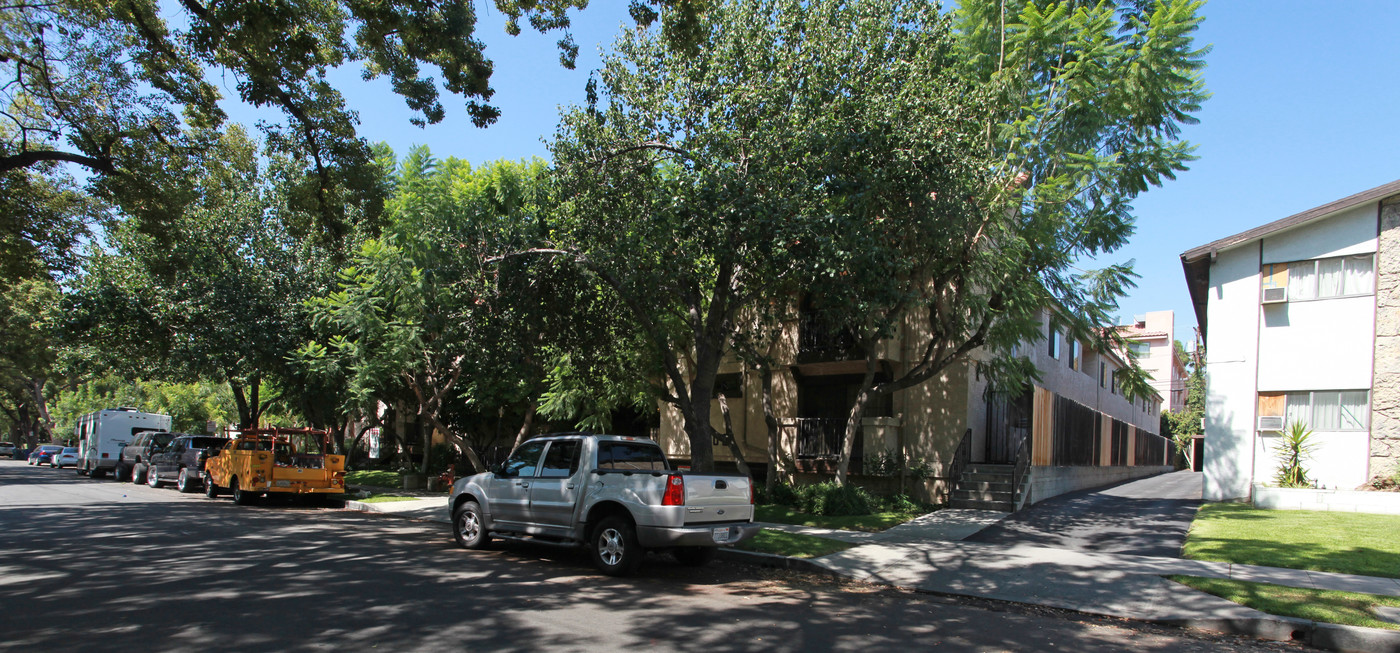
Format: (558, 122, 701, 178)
(1273, 420, 1317, 488)
(758, 482, 802, 507)
(797, 481, 875, 516)
(879, 493, 922, 514)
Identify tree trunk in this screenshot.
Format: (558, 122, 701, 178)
(835, 351, 881, 486)
(759, 362, 782, 491)
(715, 394, 751, 477)
(513, 400, 537, 450)
(28, 378, 54, 441)
(229, 380, 253, 429)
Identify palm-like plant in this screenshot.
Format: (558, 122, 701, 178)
(1273, 420, 1317, 488)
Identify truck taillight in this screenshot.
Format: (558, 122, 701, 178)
(661, 474, 685, 506)
(749, 482, 754, 505)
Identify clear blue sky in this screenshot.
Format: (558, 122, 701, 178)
(219, 2, 1400, 348)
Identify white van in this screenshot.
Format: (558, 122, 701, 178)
(75, 408, 172, 478)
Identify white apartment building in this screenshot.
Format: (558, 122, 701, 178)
(1181, 179, 1400, 501)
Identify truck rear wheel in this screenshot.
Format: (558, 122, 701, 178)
(132, 464, 147, 485)
(673, 547, 718, 567)
(590, 516, 644, 577)
(452, 501, 491, 550)
(231, 477, 256, 505)
(177, 468, 195, 493)
(147, 466, 162, 488)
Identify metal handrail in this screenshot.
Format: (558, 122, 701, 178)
(946, 428, 973, 494)
(1011, 434, 1032, 511)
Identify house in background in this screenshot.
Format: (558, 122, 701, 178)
(655, 305, 1169, 511)
(1115, 310, 1189, 413)
(1181, 179, 1400, 501)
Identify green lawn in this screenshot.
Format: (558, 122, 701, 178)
(1170, 575, 1400, 631)
(359, 494, 420, 503)
(754, 504, 930, 533)
(1182, 503, 1400, 578)
(734, 530, 855, 559)
(345, 469, 401, 488)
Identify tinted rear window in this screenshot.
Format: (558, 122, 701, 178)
(597, 442, 669, 471)
(190, 437, 226, 449)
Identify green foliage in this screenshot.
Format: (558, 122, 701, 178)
(862, 450, 937, 480)
(49, 377, 240, 438)
(1, 0, 684, 246)
(1273, 421, 1317, 488)
(756, 482, 802, 508)
(793, 481, 876, 517)
(64, 127, 341, 429)
(0, 277, 63, 442)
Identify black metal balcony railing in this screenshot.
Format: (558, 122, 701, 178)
(795, 418, 847, 459)
(798, 313, 864, 362)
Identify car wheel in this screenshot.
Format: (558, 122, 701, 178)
(177, 468, 195, 493)
(452, 501, 491, 550)
(590, 515, 645, 577)
(132, 464, 147, 485)
(203, 471, 220, 498)
(232, 477, 255, 505)
(673, 547, 718, 567)
(113, 463, 127, 482)
(147, 466, 161, 488)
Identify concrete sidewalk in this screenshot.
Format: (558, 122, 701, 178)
(343, 493, 1400, 652)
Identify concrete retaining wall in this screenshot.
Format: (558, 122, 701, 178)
(1025, 465, 1175, 506)
(1252, 484, 1400, 515)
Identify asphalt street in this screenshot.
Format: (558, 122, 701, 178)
(0, 461, 1297, 652)
(965, 471, 1205, 557)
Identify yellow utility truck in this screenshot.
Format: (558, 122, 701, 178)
(203, 427, 346, 504)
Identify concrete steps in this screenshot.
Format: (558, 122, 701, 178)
(950, 463, 1019, 512)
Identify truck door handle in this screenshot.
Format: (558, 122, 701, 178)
(518, 482, 529, 488)
(566, 483, 575, 489)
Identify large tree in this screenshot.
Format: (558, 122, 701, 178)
(545, 0, 992, 472)
(0, 0, 706, 266)
(0, 277, 62, 445)
(64, 127, 345, 429)
(815, 0, 1207, 483)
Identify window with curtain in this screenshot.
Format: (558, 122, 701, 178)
(1282, 390, 1370, 431)
(1276, 255, 1375, 301)
(1343, 255, 1375, 295)
(1316, 258, 1344, 298)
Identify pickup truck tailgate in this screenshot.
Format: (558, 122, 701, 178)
(680, 474, 753, 523)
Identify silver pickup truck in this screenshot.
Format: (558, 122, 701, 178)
(448, 433, 760, 575)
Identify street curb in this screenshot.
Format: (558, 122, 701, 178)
(716, 548, 843, 577)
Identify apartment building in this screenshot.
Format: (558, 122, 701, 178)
(1115, 310, 1189, 413)
(1181, 179, 1399, 501)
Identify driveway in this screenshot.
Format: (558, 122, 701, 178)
(963, 470, 1203, 558)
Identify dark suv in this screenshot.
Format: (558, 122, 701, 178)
(147, 435, 229, 493)
(116, 431, 177, 483)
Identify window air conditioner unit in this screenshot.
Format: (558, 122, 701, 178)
(1257, 415, 1285, 432)
(1261, 286, 1288, 304)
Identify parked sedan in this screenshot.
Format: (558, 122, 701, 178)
(50, 447, 79, 469)
(28, 445, 63, 466)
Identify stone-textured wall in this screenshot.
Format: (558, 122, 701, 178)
(1372, 196, 1400, 483)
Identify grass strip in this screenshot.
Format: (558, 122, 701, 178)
(345, 469, 401, 487)
(754, 504, 929, 533)
(734, 530, 855, 559)
(1170, 575, 1400, 631)
(1183, 503, 1400, 578)
(359, 494, 421, 503)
